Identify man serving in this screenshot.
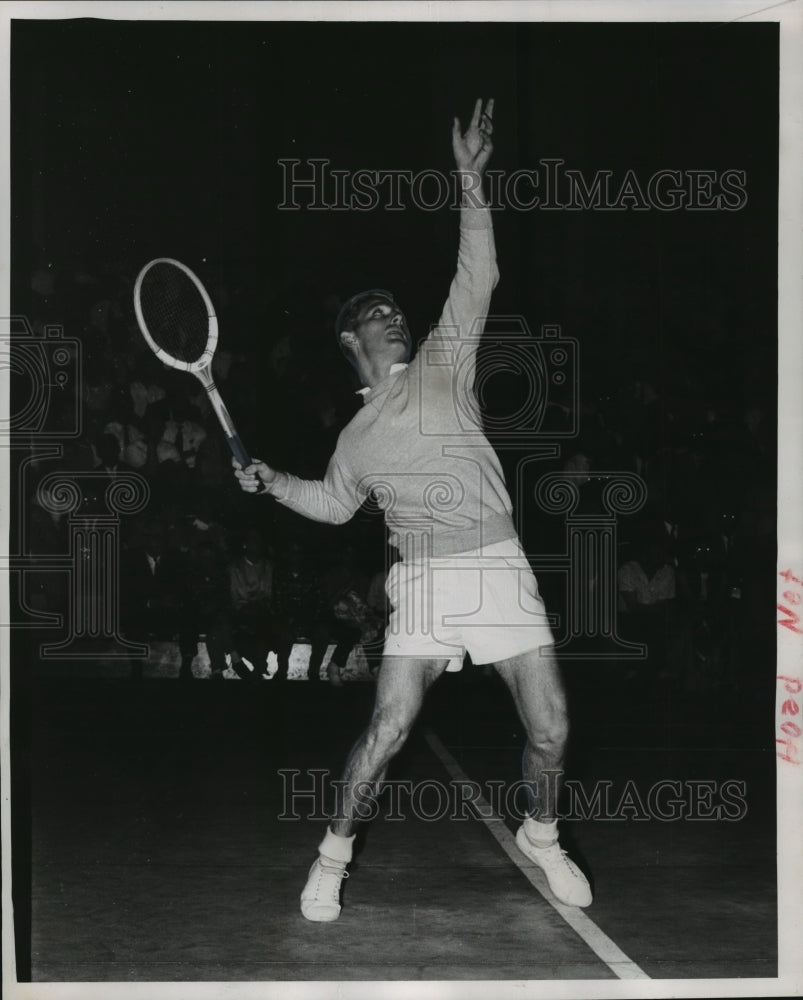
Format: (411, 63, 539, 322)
(235, 99, 592, 919)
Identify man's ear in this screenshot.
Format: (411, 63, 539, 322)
(339, 330, 358, 353)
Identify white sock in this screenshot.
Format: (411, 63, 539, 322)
(318, 827, 355, 865)
(523, 816, 558, 848)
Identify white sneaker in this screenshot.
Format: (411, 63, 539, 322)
(300, 855, 349, 922)
(515, 827, 593, 908)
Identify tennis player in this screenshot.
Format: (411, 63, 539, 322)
(235, 99, 592, 918)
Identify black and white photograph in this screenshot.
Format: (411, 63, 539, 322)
(1, 2, 802, 997)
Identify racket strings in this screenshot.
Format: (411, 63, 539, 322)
(139, 262, 211, 363)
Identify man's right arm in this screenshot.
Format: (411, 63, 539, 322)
(435, 99, 499, 340)
(233, 446, 360, 525)
(418, 102, 499, 416)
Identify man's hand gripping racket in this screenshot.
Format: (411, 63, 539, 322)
(133, 257, 274, 495)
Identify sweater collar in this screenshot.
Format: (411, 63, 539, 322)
(356, 363, 408, 402)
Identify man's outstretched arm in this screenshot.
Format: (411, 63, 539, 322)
(233, 450, 360, 525)
(426, 99, 499, 361)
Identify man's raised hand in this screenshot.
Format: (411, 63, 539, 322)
(452, 97, 494, 175)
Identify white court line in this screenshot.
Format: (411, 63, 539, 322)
(423, 728, 650, 982)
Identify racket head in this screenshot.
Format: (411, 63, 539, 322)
(133, 258, 218, 373)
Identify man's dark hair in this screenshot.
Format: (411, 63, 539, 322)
(335, 288, 397, 368)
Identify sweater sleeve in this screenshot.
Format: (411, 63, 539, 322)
(434, 204, 498, 340)
(419, 204, 499, 409)
(271, 441, 361, 525)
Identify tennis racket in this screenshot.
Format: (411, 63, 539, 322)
(133, 257, 255, 473)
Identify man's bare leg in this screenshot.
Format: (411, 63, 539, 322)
(493, 645, 568, 819)
(301, 655, 450, 920)
(495, 645, 593, 907)
(331, 655, 449, 834)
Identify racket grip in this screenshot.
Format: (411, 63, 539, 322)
(227, 433, 252, 469)
(228, 434, 270, 495)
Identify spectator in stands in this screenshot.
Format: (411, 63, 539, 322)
(676, 512, 747, 692)
(81, 356, 116, 419)
(187, 534, 232, 682)
(272, 540, 325, 681)
(177, 406, 207, 471)
(617, 530, 689, 685)
(128, 371, 165, 426)
(121, 517, 201, 681)
(618, 535, 676, 615)
(121, 423, 151, 471)
(318, 543, 384, 685)
(93, 432, 134, 477)
(227, 528, 282, 681)
(121, 518, 170, 680)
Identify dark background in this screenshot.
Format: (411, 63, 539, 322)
(12, 19, 778, 418)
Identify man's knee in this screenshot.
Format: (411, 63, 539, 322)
(365, 708, 413, 757)
(531, 703, 569, 749)
(498, 646, 569, 747)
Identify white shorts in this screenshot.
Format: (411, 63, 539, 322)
(382, 537, 555, 670)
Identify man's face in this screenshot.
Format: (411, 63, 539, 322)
(347, 295, 411, 365)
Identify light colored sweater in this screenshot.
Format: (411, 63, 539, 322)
(272, 204, 518, 558)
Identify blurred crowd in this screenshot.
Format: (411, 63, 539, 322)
(524, 373, 775, 695)
(19, 257, 387, 681)
(17, 258, 776, 689)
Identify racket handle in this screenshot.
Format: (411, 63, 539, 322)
(227, 433, 252, 469)
(227, 434, 270, 495)
(200, 381, 269, 495)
